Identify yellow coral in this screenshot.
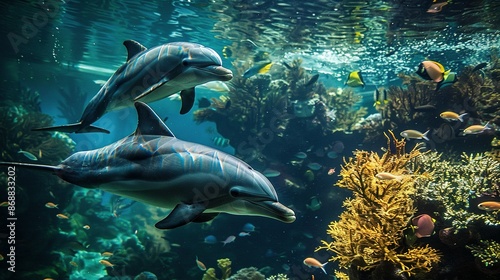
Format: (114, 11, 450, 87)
(316, 131, 440, 276)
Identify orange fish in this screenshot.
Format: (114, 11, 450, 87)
(303, 257, 327, 274)
(196, 256, 207, 271)
(416, 61, 447, 82)
(101, 252, 114, 257)
(99, 259, 115, 268)
(45, 202, 58, 209)
(478, 201, 500, 211)
(56, 213, 69, 219)
(375, 172, 403, 181)
(327, 168, 336, 176)
(427, 2, 448, 13)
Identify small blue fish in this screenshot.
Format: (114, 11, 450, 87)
(238, 232, 251, 237)
(294, 152, 307, 159)
(212, 136, 230, 147)
(307, 162, 322, 171)
(263, 169, 281, 178)
(242, 223, 256, 232)
(203, 235, 217, 244)
(18, 150, 37, 161)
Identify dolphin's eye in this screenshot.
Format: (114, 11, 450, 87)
(230, 188, 241, 198)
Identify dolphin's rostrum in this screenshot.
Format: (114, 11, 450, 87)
(33, 40, 233, 134)
(1, 102, 295, 229)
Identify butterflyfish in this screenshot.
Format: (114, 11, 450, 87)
(344, 70, 365, 88)
(416, 61, 449, 82)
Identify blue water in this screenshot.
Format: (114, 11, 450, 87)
(1, 1, 500, 279)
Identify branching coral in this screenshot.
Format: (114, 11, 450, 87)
(412, 152, 500, 229)
(467, 240, 500, 267)
(315, 131, 440, 276)
(203, 258, 232, 280)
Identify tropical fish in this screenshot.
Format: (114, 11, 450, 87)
(83, 225, 90, 230)
(294, 152, 308, 159)
(242, 223, 256, 232)
(477, 201, 500, 211)
(303, 257, 327, 274)
(99, 260, 115, 268)
(196, 256, 207, 271)
(375, 172, 403, 181)
(212, 136, 230, 147)
(305, 74, 319, 87)
(222, 45, 232, 58)
(327, 168, 336, 176)
(344, 70, 365, 88)
(427, 2, 448, 13)
(2, 102, 295, 229)
(221, 235, 236, 246)
(101, 252, 113, 257)
(56, 213, 69, 219)
(307, 162, 322, 171)
(238, 232, 251, 237)
(199, 81, 230, 93)
(33, 40, 233, 133)
(373, 88, 388, 108)
(204, 235, 217, 244)
(306, 196, 321, 211)
(45, 202, 58, 209)
(413, 104, 437, 112)
(69, 261, 78, 268)
(411, 214, 435, 238)
(243, 60, 273, 78)
(18, 150, 37, 161)
(440, 111, 467, 122)
(472, 62, 488, 72)
(436, 71, 457, 90)
(400, 129, 429, 141)
(197, 97, 211, 109)
(416, 61, 449, 83)
(263, 169, 281, 178)
(433, 123, 455, 142)
(462, 123, 493, 135)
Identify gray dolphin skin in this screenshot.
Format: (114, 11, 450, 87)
(32, 40, 233, 134)
(1, 102, 295, 229)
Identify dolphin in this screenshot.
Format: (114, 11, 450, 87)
(33, 40, 233, 134)
(2, 102, 295, 229)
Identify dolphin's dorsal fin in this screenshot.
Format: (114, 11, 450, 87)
(133, 102, 175, 137)
(123, 40, 147, 61)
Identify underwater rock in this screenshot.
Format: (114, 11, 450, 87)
(227, 267, 264, 280)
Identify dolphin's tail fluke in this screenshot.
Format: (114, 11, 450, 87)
(32, 123, 110, 134)
(0, 161, 60, 174)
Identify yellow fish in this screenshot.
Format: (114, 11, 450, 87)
(462, 123, 492, 135)
(344, 70, 365, 88)
(45, 202, 58, 209)
(196, 256, 207, 271)
(99, 259, 115, 268)
(243, 61, 273, 78)
(56, 213, 70, 219)
(101, 252, 114, 257)
(440, 111, 467, 122)
(375, 172, 404, 181)
(478, 201, 500, 211)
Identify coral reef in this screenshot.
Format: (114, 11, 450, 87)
(412, 152, 500, 229)
(265, 273, 289, 280)
(467, 239, 500, 268)
(227, 267, 264, 280)
(203, 258, 232, 280)
(315, 132, 441, 277)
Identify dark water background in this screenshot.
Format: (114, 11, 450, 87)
(0, 0, 499, 279)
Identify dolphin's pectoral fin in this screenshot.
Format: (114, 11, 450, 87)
(179, 88, 195, 114)
(123, 40, 147, 61)
(32, 123, 110, 134)
(155, 203, 206, 229)
(192, 213, 219, 223)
